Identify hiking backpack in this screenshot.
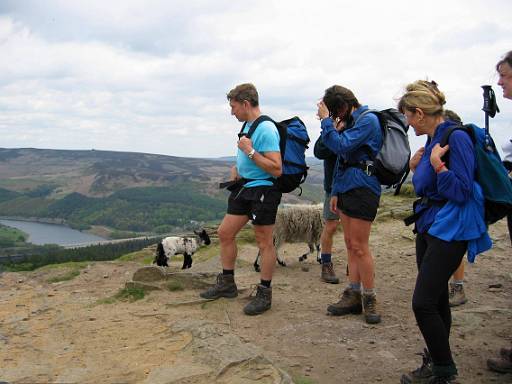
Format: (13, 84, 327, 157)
(241, 115, 310, 194)
(440, 123, 512, 225)
(353, 108, 411, 188)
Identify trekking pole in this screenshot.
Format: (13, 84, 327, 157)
(481, 85, 500, 151)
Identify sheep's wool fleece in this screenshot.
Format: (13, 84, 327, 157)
(162, 237, 197, 256)
(273, 205, 323, 246)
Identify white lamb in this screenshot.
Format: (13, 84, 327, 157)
(254, 204, 323, 272)
(153, 229, 211, 269)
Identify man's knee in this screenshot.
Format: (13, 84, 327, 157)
(253, 227, 274, 249)
(218, 225, 238, 243)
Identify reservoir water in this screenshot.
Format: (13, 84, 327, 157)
(0, 219, 106, 246)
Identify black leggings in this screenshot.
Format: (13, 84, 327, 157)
(413, 233, 467, 370)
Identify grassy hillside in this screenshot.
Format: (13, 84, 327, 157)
(0, 224, 27, 247)
(0, 148, 324, 233)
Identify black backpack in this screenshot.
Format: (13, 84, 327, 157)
(241, 115, 310, 194)
(353, 108, 411, 189)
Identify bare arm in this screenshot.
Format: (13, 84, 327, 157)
(251, 151, 282, 177)
(229, 165, 239, 181)
(238, 136, 282, 177)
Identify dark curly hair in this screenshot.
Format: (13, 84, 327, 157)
(322, 85, 361, 121)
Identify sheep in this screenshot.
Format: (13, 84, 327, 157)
(254, 204, 323, 272)
(153, 229, 211, 269)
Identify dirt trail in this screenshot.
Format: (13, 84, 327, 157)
(0, 216, 511, 383)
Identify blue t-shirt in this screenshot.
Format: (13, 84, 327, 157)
(236, 119, 280, 188)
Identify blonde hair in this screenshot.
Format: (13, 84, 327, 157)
(398, 80, 446, 116)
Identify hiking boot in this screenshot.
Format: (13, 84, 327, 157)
(199, 273, 238, 300)
(448, 283, 467, 307)
(321, 262, 340, 284)
(487, 355, 512, 374)
(400, 348, 433, 383)
(500, 346, 512, 360)
(243, 284, 271, 316)
(326, 287, 362, 316)
(363, 293, 381, 324)
(426, 376, 458, 384)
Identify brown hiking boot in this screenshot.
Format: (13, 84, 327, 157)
(327, 287, 362, 316)
(321, 262, 340, 284)
(363, 293, 381, 324)
(243, 284, 272, 315)
(448, 283, 467, 307)
(500, 347, 512, 360)
(400, 348, 433, 383)
(199, 273, 238, 300)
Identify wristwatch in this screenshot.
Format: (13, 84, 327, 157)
(247, 148, 255, 160)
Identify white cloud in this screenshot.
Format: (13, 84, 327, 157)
(0, 0, 511, 158)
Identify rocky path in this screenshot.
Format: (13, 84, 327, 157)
(0, 216, 511, 383)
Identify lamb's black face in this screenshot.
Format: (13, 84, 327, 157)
(154, 241, 168, 267)
(200, 229, 211, 245)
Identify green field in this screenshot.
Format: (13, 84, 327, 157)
(0, 224, 27, 247)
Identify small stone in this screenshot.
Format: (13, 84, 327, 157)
(301, 265, 309, 272)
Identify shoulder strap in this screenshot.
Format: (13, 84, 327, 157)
(439, 124, 474, 147)
(353, 109, 377, 127)
(351, 109, 380, 161)
(239, 115, 274, 139)
(439, 124, 475, 167)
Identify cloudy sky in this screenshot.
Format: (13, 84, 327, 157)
(0, 0, 511, 158)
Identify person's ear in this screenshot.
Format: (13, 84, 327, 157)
(415, 108, 425, 121)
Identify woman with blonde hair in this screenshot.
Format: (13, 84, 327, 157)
(399, 80, 490, 384)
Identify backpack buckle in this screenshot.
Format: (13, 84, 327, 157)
(364, 161, 375, 176)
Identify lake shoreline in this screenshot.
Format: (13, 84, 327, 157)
(0, 218, 108, 247)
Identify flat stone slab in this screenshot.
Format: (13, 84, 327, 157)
(155, 320, 293, 384)
(130, 266, 219, 291)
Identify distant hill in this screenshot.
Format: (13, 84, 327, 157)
(0, 148, 323, 234)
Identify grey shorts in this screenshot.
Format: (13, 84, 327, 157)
(323, 192, 339, 221)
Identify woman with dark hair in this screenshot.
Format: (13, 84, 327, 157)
(316, 85, 383, 324)
(487, 50, 512, 375)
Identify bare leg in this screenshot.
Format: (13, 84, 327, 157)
(217, 214, 250, 270)
(320, 219, 340, 254)
(452, 261, 465, 282)
(341, 213, 374, 289)
(254, 224, 277, 281)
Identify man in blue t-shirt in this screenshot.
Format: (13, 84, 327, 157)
(200, 83, 282, 316)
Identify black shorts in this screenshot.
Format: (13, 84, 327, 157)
(337, 187, 380, 222)
(227, 185, 282, 225)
